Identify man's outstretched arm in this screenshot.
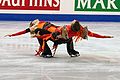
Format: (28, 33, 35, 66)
(88, 31, 113, 38)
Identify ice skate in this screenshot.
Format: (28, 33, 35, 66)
(69, 50, 80, 57)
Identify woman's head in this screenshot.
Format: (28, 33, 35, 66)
(29, 19, 39, 37)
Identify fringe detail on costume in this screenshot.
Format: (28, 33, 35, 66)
(73, 30, 83, 42)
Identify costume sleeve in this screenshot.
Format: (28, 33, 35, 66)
(10, 28, 30, 36)
(88, 31, 112, 38)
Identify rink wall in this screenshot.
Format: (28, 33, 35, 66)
(0, 0, 120, 22)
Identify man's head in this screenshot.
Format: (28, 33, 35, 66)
(71, 20, 81, 32)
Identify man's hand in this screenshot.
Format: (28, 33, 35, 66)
(52, 32, 60, 39)
(106, 36, 114, 38)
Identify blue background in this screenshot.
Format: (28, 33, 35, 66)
(0, 14, 120, 22)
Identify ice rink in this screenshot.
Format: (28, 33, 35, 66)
(0, 21, 120, 80)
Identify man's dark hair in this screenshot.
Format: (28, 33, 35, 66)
(71, 20, 80, 32)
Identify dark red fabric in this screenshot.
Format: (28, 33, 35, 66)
(11, 30, 27, 36)
(88, 31, 110, 38)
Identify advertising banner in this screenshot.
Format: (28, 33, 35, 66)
(0, 0, 120, 21)
(0, 0, 60, 10)
(75, 0, 120, 12)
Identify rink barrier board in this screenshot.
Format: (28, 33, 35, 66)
(0, 14, 120, 22)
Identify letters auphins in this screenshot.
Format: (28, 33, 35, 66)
(0, 0, 60, 7)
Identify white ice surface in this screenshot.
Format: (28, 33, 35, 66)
(0, 21, 120, 80)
